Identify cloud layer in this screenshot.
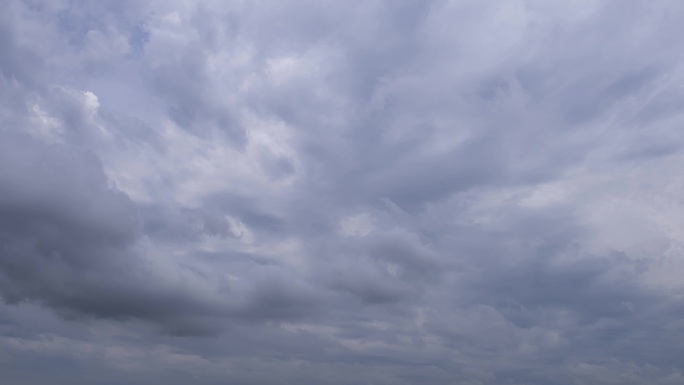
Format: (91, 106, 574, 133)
(2, 0, 684, 384)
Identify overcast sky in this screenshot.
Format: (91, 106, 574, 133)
(2, 1, 684, 384)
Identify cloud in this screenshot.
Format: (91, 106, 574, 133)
(2, 0, 684, 383)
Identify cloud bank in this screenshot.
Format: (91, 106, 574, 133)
(2, 1, 684, 384)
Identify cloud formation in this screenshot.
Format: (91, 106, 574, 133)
(2, 0, 684, 384)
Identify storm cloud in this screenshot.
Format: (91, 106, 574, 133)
(2, 0, 684, 384)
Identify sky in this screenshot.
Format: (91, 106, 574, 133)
(1, 0, 684, 384)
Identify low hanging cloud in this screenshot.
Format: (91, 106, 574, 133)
(2, 0, 684, 384)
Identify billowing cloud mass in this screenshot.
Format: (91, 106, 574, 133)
(2, 0, 684, 384)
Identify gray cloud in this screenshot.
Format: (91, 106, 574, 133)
(2, 0, 684, 384)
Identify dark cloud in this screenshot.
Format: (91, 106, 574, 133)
(0, 131, 225, 335)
